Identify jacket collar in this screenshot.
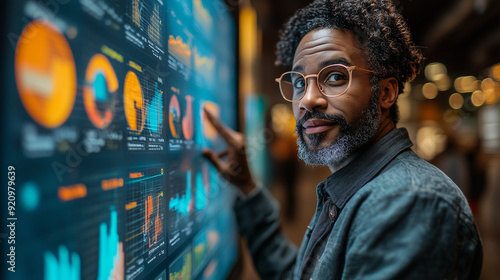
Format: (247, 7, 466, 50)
(317, 128, 413, 208)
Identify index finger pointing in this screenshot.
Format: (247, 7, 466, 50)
(203, 106, 241, 147)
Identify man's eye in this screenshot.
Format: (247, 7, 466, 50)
(325, 72, 346, 84)
(293, 78, 305, 89)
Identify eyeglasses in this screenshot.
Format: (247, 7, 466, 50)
(275, 64, 378, 102)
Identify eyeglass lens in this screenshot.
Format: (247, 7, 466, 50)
(280, 65, 351, 101)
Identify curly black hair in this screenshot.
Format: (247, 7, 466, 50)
(276, 0, 424, 124)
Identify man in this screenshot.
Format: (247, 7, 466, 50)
(203, 0, 483, 279)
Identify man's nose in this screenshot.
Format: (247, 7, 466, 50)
(299, 77, 328, 112)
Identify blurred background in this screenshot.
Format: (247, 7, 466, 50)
(231, 0, 500, 279)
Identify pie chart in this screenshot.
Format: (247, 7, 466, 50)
(14, 20, 77, 128)
(83, 54, 118, 129)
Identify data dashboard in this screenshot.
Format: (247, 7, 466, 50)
(1, 0, 239, 279)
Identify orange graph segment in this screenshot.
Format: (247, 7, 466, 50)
(168, 35, 192, 68)
(145, 195, 153, 245)
(101, 178, 124, 191)
(194, 48, 215, 79)
(125, 202, 137, 210)
(14, 20, 77, 128)
(58, 184, 87, 202)
(123, 71, 145, 133)
(83, 54, 118, 129)
(182, 95, 194, 140)
(129, 172, 144, 178)
(193, 0, 213, 29)
(145, 193, 164, 248)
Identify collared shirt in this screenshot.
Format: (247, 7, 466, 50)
(235, 128, 482, 280)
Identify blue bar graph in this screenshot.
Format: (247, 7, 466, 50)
(195, 171, 207, 211)
(97, 207, 121, 280)
(147, 83, 163, 134)
(44, 246, 81, 280)
(169, 171, 192, 217)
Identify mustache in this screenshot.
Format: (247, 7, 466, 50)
(296, 111, 344, 129)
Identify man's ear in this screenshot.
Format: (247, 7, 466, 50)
(379, 77, 399, 109)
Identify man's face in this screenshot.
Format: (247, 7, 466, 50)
(292, 28, 381, 167)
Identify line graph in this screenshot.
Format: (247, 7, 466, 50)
(125, 166, 166, 280)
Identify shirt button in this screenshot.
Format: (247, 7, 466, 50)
(330, 209, 335, 218)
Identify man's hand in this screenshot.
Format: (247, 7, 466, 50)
(202, 107, 257, 195)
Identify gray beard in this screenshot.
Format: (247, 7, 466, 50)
(296, 94, 380, 167)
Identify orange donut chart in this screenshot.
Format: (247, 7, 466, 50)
(83, 54, 118, 129)
(123, 71, 145, 134)
(169, 95, 181, 138)
(14, 20, 77, 128)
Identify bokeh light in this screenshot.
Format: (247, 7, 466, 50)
(482, 78, 500, 104)
(399, 91, 411, 122)
(425, 62, 447, 81)
(454, 76, 479, 93)
(492, 64, 500, 81)
(422, 82, 438, 99)
(449, 93, 464, 109)
(416, 124, 447, 161)
(434, 74, 451, 91)
(424, 63, 451, 91)
(471, 90, 485, 107)
(271, 104, 295, 135)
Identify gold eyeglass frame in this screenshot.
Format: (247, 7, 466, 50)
(275, 64, 379, 102)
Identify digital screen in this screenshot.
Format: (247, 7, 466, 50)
(1, 0, 239, 279)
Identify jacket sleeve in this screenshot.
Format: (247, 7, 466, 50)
(342, 190, 482, 280)
(234, 187, 298, 280)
